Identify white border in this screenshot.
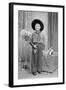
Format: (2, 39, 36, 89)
(13, 5, 63, 85)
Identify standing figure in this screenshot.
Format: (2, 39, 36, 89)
(30, 19, 45, 75)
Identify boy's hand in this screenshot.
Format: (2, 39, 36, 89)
(34, 45, 37, 49)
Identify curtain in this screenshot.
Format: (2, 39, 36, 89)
(48, 12, 58, 51)
(18, 11, 32, 71)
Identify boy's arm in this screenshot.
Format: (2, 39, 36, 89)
(29, 41, 37, 49)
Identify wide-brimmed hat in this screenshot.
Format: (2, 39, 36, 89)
(31, 19, 44, 31)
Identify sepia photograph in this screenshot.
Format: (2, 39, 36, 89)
(9, 3, 64, 87)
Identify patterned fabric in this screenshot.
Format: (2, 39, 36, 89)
(32, 32, 41, 43)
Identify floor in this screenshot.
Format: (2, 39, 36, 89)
(18, 54, 58, 79)
(18, 68, 58, 79)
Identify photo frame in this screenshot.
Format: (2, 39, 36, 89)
(9, 2, 65, 87)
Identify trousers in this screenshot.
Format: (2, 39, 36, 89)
(31, 44, 43, 73)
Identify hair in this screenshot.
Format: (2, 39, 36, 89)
(31, 19, 44, 31)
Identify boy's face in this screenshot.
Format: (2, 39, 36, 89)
(35, 23, 41, 33)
